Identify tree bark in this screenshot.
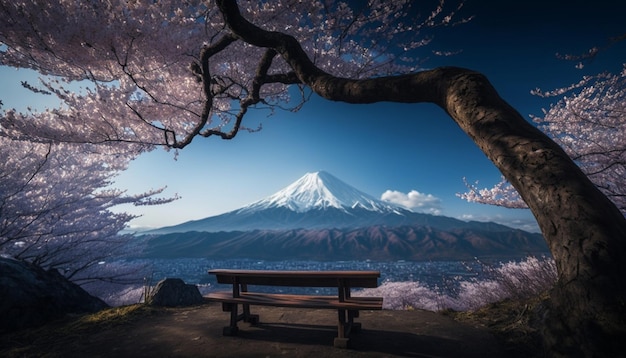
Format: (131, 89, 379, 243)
(217, 1, 626, 356)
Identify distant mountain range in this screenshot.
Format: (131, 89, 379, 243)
(141, 225, 549, 261)
(147, 171, 520, 234)
(140, 171, 549, 260)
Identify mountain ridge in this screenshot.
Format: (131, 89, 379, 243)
(140, 171, 548, 260)
(140, 225, 549, 261)
(146, 171, 517, 234)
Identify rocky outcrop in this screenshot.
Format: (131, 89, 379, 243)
(147, 278, 204, 307)
(0, 257, 109, 333)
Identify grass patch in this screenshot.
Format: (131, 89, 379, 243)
(446, 293, 548, 358)
(72, 304, 158, 327)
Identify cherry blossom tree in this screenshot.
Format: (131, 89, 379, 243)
(0, 136, 173, 286)
(460, 65, 626, 214)
(0, 0, 469, 147)
(359, 255, 557, 311)
(1, 1, 625, 356)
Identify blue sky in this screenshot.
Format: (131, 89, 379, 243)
(1, 1, 625, 232)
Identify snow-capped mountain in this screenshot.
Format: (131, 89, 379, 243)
(239, 171, 404, 213)
(141, 171, 549, 260)
(146, 171, 512, 234)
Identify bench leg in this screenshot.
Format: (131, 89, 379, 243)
(242, 303, 260, 325)
(348, 310, 361, 333)
(333, 309, 364, 348)
(221, 303, 240, 336)
(334, 309, 351, 348)
(240, 284, 259, 325)
(221, 302, 260, 335)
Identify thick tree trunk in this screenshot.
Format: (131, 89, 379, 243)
(217, 1, 626, 356)
(433, 69, 626, 358)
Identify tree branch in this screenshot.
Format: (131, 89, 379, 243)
(200, 48, 282, 139)
(214, 6, 626, 336)
(169, 34, 237, 148)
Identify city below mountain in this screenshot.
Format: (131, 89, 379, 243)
(140, 171, 549, 260)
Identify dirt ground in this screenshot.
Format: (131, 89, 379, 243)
(1, 302, 512, 358)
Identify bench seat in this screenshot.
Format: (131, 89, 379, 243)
(206, 269, 383, 348)
(206, 291, 383, 310)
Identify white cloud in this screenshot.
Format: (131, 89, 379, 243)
(381, 190, 443, 215)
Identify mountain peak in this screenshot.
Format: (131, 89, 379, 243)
(145, 171, 531, 235)
(241, 171, 401, 213)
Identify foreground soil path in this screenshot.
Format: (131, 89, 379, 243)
(2, 303, 508, 357)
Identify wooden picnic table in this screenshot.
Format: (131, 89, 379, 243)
(205, 269, 383, 348)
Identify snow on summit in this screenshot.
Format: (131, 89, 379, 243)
(242, 171, 401, 213)
(145, 170, 529, 234)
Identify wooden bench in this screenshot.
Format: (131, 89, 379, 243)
(205, 269, 383, 348)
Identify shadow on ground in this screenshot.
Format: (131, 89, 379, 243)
(1, 303, 508, 357)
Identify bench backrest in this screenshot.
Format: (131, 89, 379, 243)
(209, 269, 380, 288)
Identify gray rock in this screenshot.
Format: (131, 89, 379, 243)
(0, 257, 109, 333)
(147, 278, 204, 307)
